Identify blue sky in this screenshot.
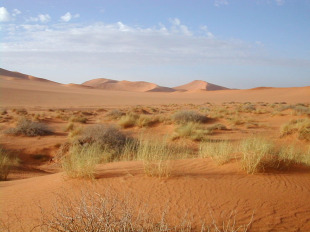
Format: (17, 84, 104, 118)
(0, 0, 309, 88)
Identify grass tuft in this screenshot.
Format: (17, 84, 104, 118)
(172, 110, 209, 124)
(0, 148, 18, 180)
(200, 140, 234, 165)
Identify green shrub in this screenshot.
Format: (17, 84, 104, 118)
(5, 118, 53, 136)
(172, 110, 209, 124)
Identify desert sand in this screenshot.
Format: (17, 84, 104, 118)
(0, 68, 310, 231)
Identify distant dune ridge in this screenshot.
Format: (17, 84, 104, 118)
(1, 67, 309, 107)
(174, 80, 229, 91)
(1, 68, 229, 92)
(83, 78, 176, 92)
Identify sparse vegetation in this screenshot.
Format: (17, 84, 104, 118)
(78, 124, 130, 159)
(106, 109, 125, 120)
(61, 144, 104, 178)
(240, 137, 277, 174)
(200, 140, 234, 165)
(280, 118, 310, 141)
(69, 115, 87, 124)
(5, 118, 53, 136)
(118, 113, 139, 128)
(172, 122, 211, 141)
(172, 110, 209, 124)
(0, 148, 18, 180)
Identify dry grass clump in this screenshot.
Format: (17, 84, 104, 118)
(172, 110, 209, 124)
(0, 148, 18, 180)
(69, 115, 87, 124)
(240, 137, 277, 174)
(280, 118, 310, 141)
(61, 143, 104, 178)
(5, 118, 53, 137)
(0, 109, 7, 115)
(172, 122, 211, 141)
(136, 114, 159, 128)
(200, 140, 234, 165)
(106, 109, 125, 120)
(118, 113, 159, 128)
(118, 113, 139, 128)
(277, 144, 310, 168)
(12, 108, 28, 115)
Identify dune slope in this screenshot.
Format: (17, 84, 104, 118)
(1, 159, 310, 231)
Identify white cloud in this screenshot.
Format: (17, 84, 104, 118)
(275, 0, 285, 5)
(214, 0, 229, 7)
(29, 14, 51, 23)
(60, 12, 79, 22)
(12, 9, 21, 17)
(0, 7, 10, 22)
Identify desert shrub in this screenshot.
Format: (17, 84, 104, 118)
(12, 108, 28, 115)
(200, 140, 234, 165)
(242, 104, 256, 112)
(36, 190, 253, 232)
(118, 113, 139, 128)
(208, 124, 227, 131)
(69, 115, 87, 124)
(227, 116, 245, 126)
(240, 137, 277, 174)
(65, 122, 75, 132)
(78, 124, 129, 158)
(106, 109, 125, 120)
(280, 118, 310, 141)
(172, 110, 209, 124)
(277, 144, 309, 168)
(5, 118, 53, 136)
(172, 122, 211, 141)
(0, 148, 18, 180)
(0, 109, 7, 115)
(136, 115, 159, 128)
(61, 144, 104, 178)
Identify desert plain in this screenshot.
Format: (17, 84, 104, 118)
(0, 68, 310, 231)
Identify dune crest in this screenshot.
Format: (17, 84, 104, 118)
(174, 80, 229, 91)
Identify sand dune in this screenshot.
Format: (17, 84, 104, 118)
(174, 80, 229, 91)
(83, 78, 176, 92)
(0, 68, 59, 84)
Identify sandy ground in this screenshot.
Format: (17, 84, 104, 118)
(1, 78, 309, 107)
(0, 75, 310, 231)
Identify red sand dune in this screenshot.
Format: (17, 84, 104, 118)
(174, 80, 229, 91)
(83, 78, 176, 92)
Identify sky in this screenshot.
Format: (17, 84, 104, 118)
(0, 0, 310, 89)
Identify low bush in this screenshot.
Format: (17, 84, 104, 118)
(78, 124, 129, 159)
(5, 118, 53, 136)
(172, 110, 209, 124)
(0, 148, 18, 180)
